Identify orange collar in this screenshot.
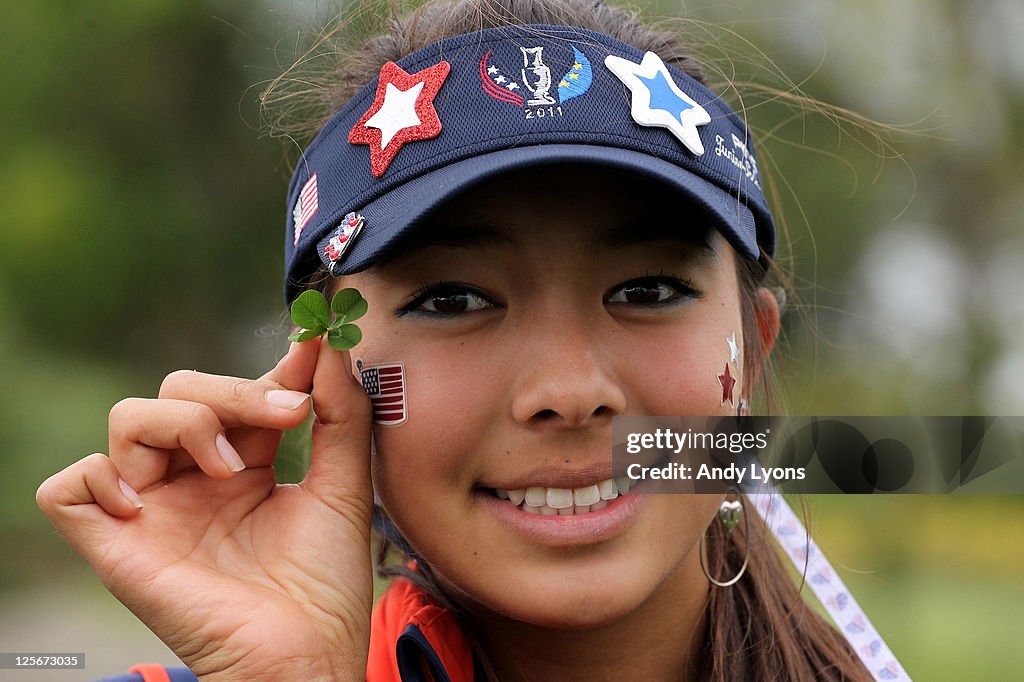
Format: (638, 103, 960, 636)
(367, 578, 475, 682)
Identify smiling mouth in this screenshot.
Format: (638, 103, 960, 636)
(484, 476, 634, 516)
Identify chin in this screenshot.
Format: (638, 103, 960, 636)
(478, 560, 662, 630)
(511, 599, 639, 630)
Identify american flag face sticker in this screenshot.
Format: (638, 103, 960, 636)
(359, 362, 407, 426)
(292, 173, 318, 245)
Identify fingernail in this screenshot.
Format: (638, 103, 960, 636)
(266, 389, 310, 410)
(216, 434, 246, 472)
(118, 478, 144, 509)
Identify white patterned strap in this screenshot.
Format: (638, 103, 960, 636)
(749, 493, 912, 681)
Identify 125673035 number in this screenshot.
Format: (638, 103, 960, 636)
(0, 653, 85, 669)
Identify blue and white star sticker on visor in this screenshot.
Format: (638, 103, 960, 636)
(604, 51, 711, 156)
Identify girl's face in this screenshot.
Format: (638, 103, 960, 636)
(341, 167, 748, 629)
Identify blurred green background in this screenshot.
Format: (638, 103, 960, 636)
(2, 0, 1022, 680)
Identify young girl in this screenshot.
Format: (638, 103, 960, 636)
(37, 0, 906, 679)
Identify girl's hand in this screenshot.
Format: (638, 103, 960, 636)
(36, 338, 374, 681)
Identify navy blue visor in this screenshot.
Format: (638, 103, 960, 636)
(283, 25, 773, 303)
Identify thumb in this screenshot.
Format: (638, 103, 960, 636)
(302, 339, 374, 523)
(263, 338, 322, 391)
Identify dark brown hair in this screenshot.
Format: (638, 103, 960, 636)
(266, 1, 872, 679)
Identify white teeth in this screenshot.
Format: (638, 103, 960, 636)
(497, 477, 631, 515)
(573, 485, 601, 507)
(525, 487, 547, 507)
(546, 488, 574, 509)
(598, 479, 618, 500)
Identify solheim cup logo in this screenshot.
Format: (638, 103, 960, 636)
(479, 43, 593, 118)
(520, 47, 556, 106)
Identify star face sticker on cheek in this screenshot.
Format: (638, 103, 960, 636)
(727, 333, 740, 364)
(718, 363, 736, 407)
(603, 51, 711, 155)
(349, 60, 451, 177)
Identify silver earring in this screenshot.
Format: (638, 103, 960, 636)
(699, 491, 749, 587)
(735, 398, 750, 418)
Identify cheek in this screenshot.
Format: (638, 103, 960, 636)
(364, 336, 503, 520)
(618, 315, 744, 415)
(661, 494, 726, 547)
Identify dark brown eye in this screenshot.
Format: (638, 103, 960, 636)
(609, 278, 691, 306)
(410, 286, 494, 315)
(426, 292, 470, 313)
(613, 282, 676, 304)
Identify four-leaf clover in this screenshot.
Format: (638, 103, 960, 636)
(288, 288, 368, 350)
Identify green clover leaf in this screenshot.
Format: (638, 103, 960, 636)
(288, 288, 367, 349)
(287, 327, 327, 343)
(331, 287, 369, 324)
(290, 290, 331, 330)
(327, 323, 363, 351)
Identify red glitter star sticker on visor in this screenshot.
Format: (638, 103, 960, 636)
(349, 60, 451, 177)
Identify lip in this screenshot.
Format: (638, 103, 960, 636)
(480, 465, 625, 491)
(477, 480, 651, 549)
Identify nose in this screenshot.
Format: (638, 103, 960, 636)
(509, 312, 627, 429)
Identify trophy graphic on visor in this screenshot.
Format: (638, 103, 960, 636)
(520, 47, 557, 106)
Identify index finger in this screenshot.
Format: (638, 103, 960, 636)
(153, 339, 324, 433)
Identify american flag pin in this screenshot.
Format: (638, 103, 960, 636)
(358, 361, 407, 426)
(323, 212, 366, 275)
